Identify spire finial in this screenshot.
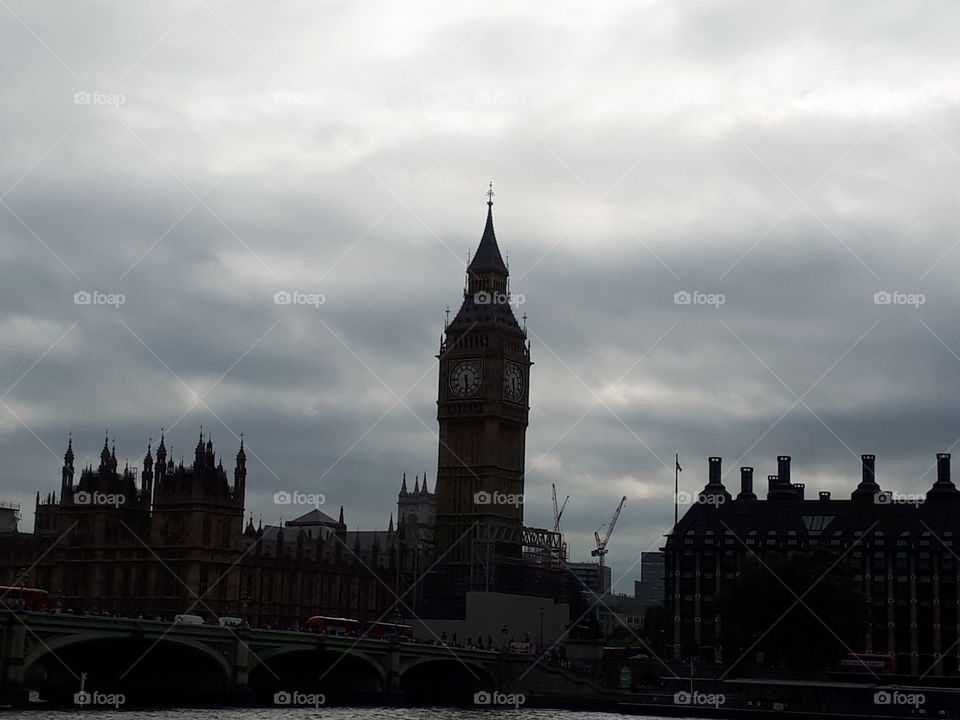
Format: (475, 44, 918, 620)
(486, 181, 495, 206)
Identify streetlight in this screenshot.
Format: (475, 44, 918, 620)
(539, 607, 544, 651)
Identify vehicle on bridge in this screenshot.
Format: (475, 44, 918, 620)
(0, 586, 48, 611)
(837, 652, 895, 674)
(174, 614, 205, 625)
(363, 621, 412, 641)
(305, 615, 362, 635)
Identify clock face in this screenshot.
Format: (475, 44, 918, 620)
(449, 359, 482, 398)
(504, 363, 525, 401)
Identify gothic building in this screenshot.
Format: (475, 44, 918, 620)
(665, 453, 960, 676)
(1, 433, 396, 627)
(0, 191, 572, 635)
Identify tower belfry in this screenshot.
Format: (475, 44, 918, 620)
(433, 188, 532, 569)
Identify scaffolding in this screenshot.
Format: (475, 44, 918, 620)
(469, 520, 567, 592)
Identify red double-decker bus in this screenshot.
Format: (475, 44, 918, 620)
(304, 616, 362, 635)
(0, 586, 49, 611)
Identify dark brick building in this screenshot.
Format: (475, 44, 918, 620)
(1, 433, 396, 628)
(665, 453, 960, 676)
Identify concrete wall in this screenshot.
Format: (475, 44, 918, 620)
(410, 591, 569, 650)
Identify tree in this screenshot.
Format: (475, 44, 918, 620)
(719, 549, 868, 672)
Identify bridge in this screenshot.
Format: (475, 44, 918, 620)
(0, 611, 502, 704)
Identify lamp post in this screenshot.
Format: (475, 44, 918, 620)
(539, 606, 544, 651)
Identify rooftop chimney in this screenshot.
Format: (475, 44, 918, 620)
(928, 453, 959, 500)
(768, 456, 800, 500)
(778, 456, 791, 486)
(767, 475, 778, 497)
(708, 456, 721, 486)
(819, 491, 831, 501)
(852, 454, 881, 501)
(700, 456, 732, 504)
(938, 453, 951, 486)
(737, 467, 757, 501)
(792, 483, 805, 500)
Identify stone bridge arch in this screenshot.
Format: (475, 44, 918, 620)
(246, 644, 386, 700)
(399, 656, 497, 702)
(24, 631, 233, 693)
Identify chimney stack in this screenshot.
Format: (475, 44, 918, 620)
(768, 475, 778, 496)
(777, 456, 791, 486)
(700, 456, 732, 504)
(768, 456, 800, 500)
(852, 453, 882, 500)
(737, 467, 757, 500)
(928, 453, 959, 500)
(938, 453, 951, 486)
(862, 454, 876, 486)
(708, 456, 721, 486)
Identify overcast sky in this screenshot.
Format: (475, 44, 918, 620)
(2, 1, 960, 592)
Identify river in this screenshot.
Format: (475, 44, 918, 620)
(0, 708, 656, 720)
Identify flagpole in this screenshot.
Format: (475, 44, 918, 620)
(674, 453, 679, 527)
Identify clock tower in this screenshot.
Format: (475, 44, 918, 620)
(434, 188, 531, 566)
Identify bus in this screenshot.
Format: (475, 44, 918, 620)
(305, 616, 362, 635)
(0, 586, 48, 611)
(363, 621, 412, 641)
(838, 652, 896, 674)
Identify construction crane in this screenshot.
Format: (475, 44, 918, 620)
(552, 483, 569, 533)
(591, 496, 627, 568)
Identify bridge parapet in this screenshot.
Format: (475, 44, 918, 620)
(0, 611, 501, 700)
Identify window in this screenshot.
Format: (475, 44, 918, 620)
(802, 516, 834, 532)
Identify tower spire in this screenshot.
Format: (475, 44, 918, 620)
(468, 186, 508, 276)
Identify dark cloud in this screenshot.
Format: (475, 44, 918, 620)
(2, 0, 960, 590)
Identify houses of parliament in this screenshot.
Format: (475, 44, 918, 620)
(0, 193, 574, 634)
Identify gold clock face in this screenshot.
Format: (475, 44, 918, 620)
(504, 363, 524, 401)
(449, 359, 482, 397)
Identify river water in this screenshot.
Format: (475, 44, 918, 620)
(0, 708, 654, 720)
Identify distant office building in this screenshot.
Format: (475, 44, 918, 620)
(596, 592, 646, 638)
(0, 503, 20, 534)
(568, 561, 612, 595)
(634, 552, 664, 609)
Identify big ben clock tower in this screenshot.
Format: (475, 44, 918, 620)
(434, 186, 531, 567)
